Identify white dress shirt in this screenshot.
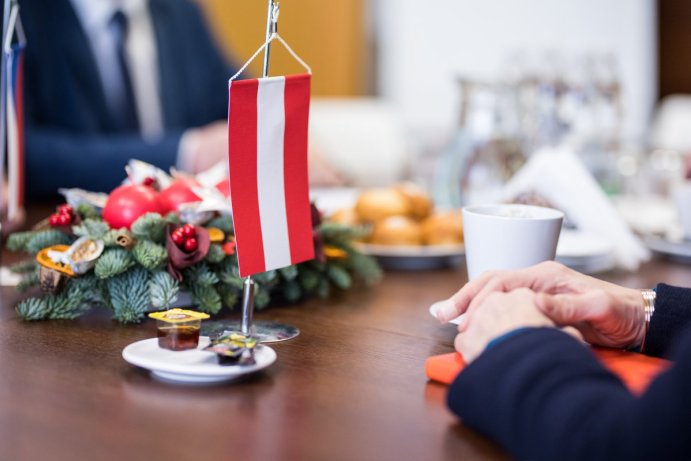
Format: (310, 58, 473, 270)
(69, 0, 164, 139)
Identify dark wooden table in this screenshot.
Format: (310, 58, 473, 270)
(2, 227, 690, 461)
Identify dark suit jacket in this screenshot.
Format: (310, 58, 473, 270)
(448, 284, 691, 461)
(17, 0, 234, 197)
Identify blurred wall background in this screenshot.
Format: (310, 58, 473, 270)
(197, 0, 371, 96)
(199, 0, 656, 141)
(375, 0, 656, 142)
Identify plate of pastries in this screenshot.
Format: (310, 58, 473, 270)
(328, 183, 464, 270)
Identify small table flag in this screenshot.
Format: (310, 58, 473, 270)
(5, 42, 25, 222)
(227, 73, 314, 277)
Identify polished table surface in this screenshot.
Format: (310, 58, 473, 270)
(2, 223, 690, 461)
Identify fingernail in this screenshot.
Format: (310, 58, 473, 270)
(432, 299, 455, 323)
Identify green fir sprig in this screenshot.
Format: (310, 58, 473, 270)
(7, 202, 380, 323)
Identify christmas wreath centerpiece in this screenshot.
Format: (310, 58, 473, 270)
(6, 162, 381, 323)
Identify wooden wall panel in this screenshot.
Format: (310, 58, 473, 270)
(658, 0, 691, 98)
(197, 0, 368, 96)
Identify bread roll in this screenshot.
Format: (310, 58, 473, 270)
(355, 188, 410, 223)
(329, 208, 360, 226)
(421, 210, 463, 245)
(395, 183, 433, 221)
(370, 216, 422, 245)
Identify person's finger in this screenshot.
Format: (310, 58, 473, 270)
(462, 263, 563, 316)
(443, 272, 498, 321)
(433, 299, 462, 323)
(535, 291, 607, 325)
(457, 313, 469, 332)
(454, 332, 464, 355)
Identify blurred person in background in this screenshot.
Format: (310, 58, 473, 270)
(436, 261, 691, 460)
(14, 0, 237, 199)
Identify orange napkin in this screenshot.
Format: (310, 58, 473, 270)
(425, 348, 670, 395)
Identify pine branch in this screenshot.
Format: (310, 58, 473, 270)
(298, 267, 320, 292)
(191, 284, 222, 314)
(206, 215, 234, 233)
(16, 297, 51, 320)
(279, 265, 299, 281)
(17, 269, 40, 292)
(282, 280, 302, 303)
(218, 259, 244, 289)
(184, 262, 219, 287)
(131, 212, 166, 243)
(319, 221, 369, 243)
(95, 248, 135, 279)
(149, 271, 179, 309)
(205, 244, 226, 264)
(26, 230, 71, 254)
(316, 277, 331, 299)
(73, 218, 109, 240)
(108, 267, 150, 323)
(10, 259, 37, 274)
(76, 203, 100, 220)
(70, 275, 104, 305)
(347, 252, 382, 285)
(254, 284, 271, 309)
(102, 229, 122, 247)
(254, 270, 278, 284)
(46, 281, 95, 320)
(6, 231, 36, 252)
(132, 240, 168, 270)
(217, 283, 240, 308)
(164, 212, 182, 226)
(327, 264, 352, 290)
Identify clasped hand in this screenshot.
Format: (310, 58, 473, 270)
(436, 261, 647, 363)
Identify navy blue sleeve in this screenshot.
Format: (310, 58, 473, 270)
(646, 284, 691, 358)
(448, 327, 691, 461)
(25, 129, 183, 198)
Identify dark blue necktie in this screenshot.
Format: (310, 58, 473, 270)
(110, 10, 139, 132)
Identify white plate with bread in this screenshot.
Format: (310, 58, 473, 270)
(327, 184, 465, 270)
(355, 242, 464, 270)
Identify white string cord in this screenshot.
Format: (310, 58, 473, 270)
(229, 32, 312, 82)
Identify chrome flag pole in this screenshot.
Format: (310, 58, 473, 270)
(262, 0, 277, 79)
(218, 0, 301, 343)
(240, 0, 280, 339)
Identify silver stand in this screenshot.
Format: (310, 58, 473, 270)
(0, 0, 11, 243)
(0, 0, 13, 268)
(217, 0, 299, 343)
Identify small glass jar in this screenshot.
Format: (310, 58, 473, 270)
(148, 309, 210, 351)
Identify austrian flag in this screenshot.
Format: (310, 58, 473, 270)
(227, 74, 314, 277)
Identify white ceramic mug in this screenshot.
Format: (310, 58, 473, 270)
(672, 182, 691, 239)
(462, 204, 564, 280)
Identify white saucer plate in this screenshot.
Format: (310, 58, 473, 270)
(356, 242, 465, 270)
(556, 230, 615, 274)
(122, 337, 277, 384)
(645, 235, 691, 264)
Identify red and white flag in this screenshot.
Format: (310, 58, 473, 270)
(5, 42, 25, 222)
(227, 73, 314, 277)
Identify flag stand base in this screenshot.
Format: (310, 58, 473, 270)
(202, 320, 300, 343)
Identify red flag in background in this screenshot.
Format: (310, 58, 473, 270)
(6, 42, 25, 222)
(227, 74, 314, 277)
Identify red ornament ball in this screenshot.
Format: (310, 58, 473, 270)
(171, 228, 185, 246)
(58, 204, 73, 216)
(158, 178, 201, 214)
(102, 184, 163, 229)
(184, 237, 199, 253)
(182, 223, 197, 238)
